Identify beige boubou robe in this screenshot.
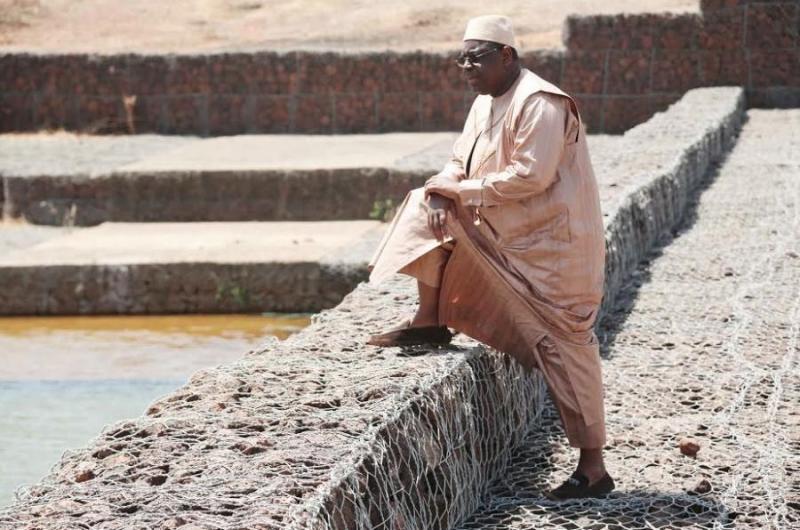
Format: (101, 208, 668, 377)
(368, 68, 607, 448)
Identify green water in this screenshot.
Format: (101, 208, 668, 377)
(0, 313, 310, 508)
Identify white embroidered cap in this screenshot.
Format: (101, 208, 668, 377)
(463, 15, 516, 49)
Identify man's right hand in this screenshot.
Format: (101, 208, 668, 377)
(426, 193, 454, 242)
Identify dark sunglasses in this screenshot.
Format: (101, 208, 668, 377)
(455, 45, 504, 69)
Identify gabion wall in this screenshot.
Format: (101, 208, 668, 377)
(0, 87, 745, 530)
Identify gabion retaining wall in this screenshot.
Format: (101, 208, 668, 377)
(0, 260, 370, 316)
(0, 168, 431, 226)
(0, 1, 794, 135)
(0, 87, 745, 530)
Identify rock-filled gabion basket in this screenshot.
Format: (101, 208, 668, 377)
(1, 87, 747, 530)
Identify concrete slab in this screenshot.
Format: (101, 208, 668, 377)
(0, 133, 196, 177)
(119, 133, 459, 172)
(0, 221, 387, 315)
(0, 221, 73, 254)
(0, 132, 457, 177)
(0, 221, 382, 266)
(0, 131, 625, 176)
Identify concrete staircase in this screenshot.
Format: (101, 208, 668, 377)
(0, 131, 627, 315)
(1, 88, 759, 530)
(0, 132, 456, 314)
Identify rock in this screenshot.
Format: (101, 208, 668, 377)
(92, 447, 115, 459)
(74, 464, 96, 483)
(104, 452, 133, 468)
(52, 499, 85, 514)
(147, 475, 168, 486)
(233, 442, 267, 455)
(692, 478, 712, 494)
(161, 517, 187, 529)
(679, 438, 701, 457)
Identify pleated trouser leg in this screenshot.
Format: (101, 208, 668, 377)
(533, 335, 607, 449)
(397, 241, 455, 288)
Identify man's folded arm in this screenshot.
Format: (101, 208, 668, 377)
(456, 93, 567, 208)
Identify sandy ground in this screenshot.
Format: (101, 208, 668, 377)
(0, 0, 697, 53)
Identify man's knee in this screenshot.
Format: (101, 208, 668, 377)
(398, 244, 453, 287)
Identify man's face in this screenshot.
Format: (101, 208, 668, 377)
(459, 39, 512, 95)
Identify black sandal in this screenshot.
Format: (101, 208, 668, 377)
(367, 319, 453, 347)
(545, 471, 616, 501)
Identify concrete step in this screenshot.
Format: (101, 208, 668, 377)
(0, 220, 385, 315)
(0, 132, 456, 225)
(0, 131, 626, 225)
(0, 129, 627, 316)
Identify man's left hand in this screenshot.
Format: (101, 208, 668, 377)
(424, 173, 460, 201)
